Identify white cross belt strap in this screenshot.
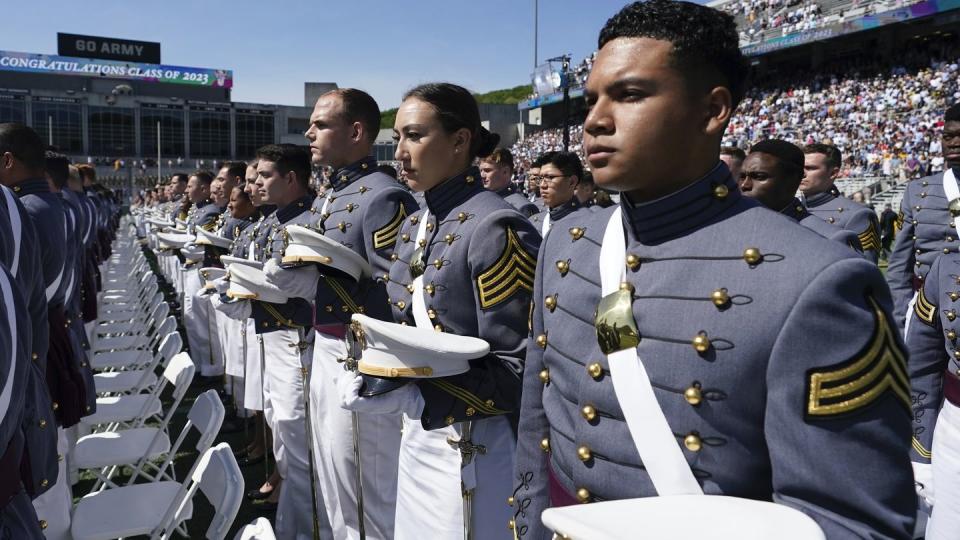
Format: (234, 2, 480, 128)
(1, 187, 21, 278)
(0, 267, 17, 424)
(541, 213, 551, 237)
(598, 207, 703, 495)
(943, 168, 960, 240)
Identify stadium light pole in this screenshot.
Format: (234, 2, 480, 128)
(533, 0, 538, 68)
(47, 116, 53, 146)
(157, 121, 162, 185)
(547, 55, 572, 152)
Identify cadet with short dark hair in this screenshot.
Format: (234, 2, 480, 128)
(511, 2, 914, 538)
(529, 151, 589, 236)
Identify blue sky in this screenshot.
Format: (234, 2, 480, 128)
(3, 0, 639, 109)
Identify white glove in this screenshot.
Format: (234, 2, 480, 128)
(213, 276, 229, 295)
(264, 258, 320, 300)
(913, 461, 935, 507)
(338, 373, 424, 417)
(215, 297, 251, 321)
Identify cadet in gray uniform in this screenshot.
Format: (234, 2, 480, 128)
(739, 139, 862, 250)
(253, 144, 332, 539)
(802, 143, 881, 263)
(0, 256, 43, 540)
(0, 124, 68, 536)
(886, 104, 960, 329)
(481, 148, 540, 217)
(341, 83, 541, 540)
(297, 88, 418, 540)
(529, 151, 589, 237)
(905, 250, 960, 538)
(512, 3, 915, 538)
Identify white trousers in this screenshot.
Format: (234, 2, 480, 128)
(394, 415, 515, 540)
(32, 428, 72, 540)
(261, 328, 331, 540)
(312, 332, 401, 540)
(244, 319, 263, 411)
(185, 284, 222, 377)
(928, 399, 960, 539)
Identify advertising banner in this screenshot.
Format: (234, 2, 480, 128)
(0, 50, 232, 88)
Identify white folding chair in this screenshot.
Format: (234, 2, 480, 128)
(82, 352, 195, 433)
(97, 301, 169, 340)
(70, 443, 244, 540)
(91, 315, 177, 370)
(93, 331, 182, 395)
(75, 388, 224, 492)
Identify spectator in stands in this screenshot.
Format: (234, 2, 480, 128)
(879, 203, 897, 259)
(720, 146, 746, 180)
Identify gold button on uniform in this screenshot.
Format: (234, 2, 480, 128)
(445, 416, 455, 425)
(569, 227, 584, 240)
(581, 404, 597, 421)
(684, 385, 702, 405)
(536, 334, 547, 349)
(626, 253, 641, 270)
(40, 479, 48, 487)
(39, 419, 46, 428)
(711, 288, 730, 307)
(508, 519, 515, 530)
(713, 184, 729, 199)
(949, 310, 958, 322)
(556, 260, 569, 276)
(577, 445, 592, 462)
(742, 248, 762, 265)
(684, 433, 702, 452)
(507, 496, 515, 506)
(465, 407, 476, 417)
(587, 362, 603, 380)
(948, 330, 957, 341)
(951, 292, 960, 301)
(544, 295, 557, 312)
(39, 520, 47, 530)
(539, 369, 550, 384)
(540, 438, 550, 452)
(692, 332, 711, 353)
(576, 488, 590, 503)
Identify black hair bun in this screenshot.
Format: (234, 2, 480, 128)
(475, 127, 501, 158)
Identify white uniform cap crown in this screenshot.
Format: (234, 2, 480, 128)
(282, 225, 372, 280)
(350, 313, 487, 379)
(194, 228, 232, 249)
(227, 263, 289, 304)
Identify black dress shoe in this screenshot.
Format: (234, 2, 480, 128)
(220, 417, 249, 434)
(233, 447, 249, 459)
(246, 488, 273, 501)
(237, 453, 265, 467)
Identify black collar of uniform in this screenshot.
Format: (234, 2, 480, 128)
(194, 199, 211, 209)
(259, 204, 277, 218)
(496, 185, 516, 198)
(424, 166, 484, 218)
(779, 198, 810, 222)
(330, 157, 377, 192)
(275, 195, 313, 224)
(548, 196, 581, 221)
(620, 162, 739, 244)
(12, 177, 51, 197)
(804, 190, 835, 208)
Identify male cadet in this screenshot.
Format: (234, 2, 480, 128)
(511, 2, 915, 539)
(481, 148, 539, 217)
(526, 159, 545, 209)
(573, 171, 596, 208)
(181, 171, 224, 386)
(802, 143, 882, 263)
(529, 151, 588, 237)
(252, 144, 328, 539)
(291, 87, 417, 540)
(719, 145, 745, 181)
(887, 103, 960, 329)
(904, 244, 960, 538)
(0, 249, 44, 539)
(70, 166, 101, 337)
(168, 173, 190, 222)
(0, 124, 77, 538)
(738, 139, 862, 249)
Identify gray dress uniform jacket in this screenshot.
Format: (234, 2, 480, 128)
(311, 157, 418, 325)
(386, 167, 541, 430)
(887, 171, 958, 328)
(780, 198, 863, 252)
(805, 189, 881, 263)
(904, 252, 960, 463)
(498, 186, 540, 218)
(512, 165, 915, 539)
(529, 197, 589, 237)
(0, 259, 43, 540)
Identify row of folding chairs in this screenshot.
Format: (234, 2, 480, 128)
(65, 218, 245, 540)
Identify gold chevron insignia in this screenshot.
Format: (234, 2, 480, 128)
(372, 204, 407, 250)
(807, 297, 911, 418)
(477, 227, 536, 309)
(857, 223, 881, 253)
(894, 210, 904, 233)
(912, 436, 932, 459)
(914, 286, 937, 326)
